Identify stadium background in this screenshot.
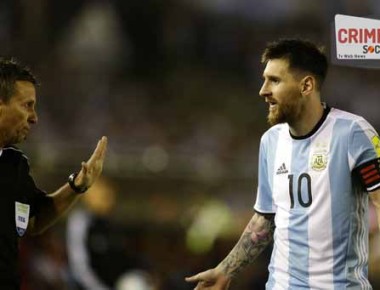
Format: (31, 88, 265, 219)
(1, 0, 380, 289)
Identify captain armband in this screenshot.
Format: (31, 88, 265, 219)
(356, 158, 380, 192)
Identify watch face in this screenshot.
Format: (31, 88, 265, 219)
(68, 173, 76, 184)
(68, 173, 87, 193)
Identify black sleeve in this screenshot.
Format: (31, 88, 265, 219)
(18, 156, 47, 218)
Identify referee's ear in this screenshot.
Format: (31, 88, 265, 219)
(300, 75, 315, 96)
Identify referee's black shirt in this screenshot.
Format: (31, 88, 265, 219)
(0, 147, 46, 290)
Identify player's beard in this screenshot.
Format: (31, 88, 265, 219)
(267, 94, 303, 126)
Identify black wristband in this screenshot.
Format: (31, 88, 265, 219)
(68, 172, 88, 194)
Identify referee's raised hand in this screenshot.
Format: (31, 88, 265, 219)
(185, 267, 231, 290)
(73, 136, 108, 191)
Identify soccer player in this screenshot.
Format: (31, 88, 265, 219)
(0, 57, 108, 290)
(185, 39, 380, 289)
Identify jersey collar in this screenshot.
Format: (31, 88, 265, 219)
(289, 103, 331, 140)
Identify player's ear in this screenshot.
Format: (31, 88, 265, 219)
(300, 75, 314, 96)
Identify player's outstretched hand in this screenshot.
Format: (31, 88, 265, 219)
(185, 267, 231, 290)
(74, 136, 108, 190)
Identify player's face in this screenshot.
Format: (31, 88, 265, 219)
(259, 59, 304, 126)
(0, 81, 38, 146)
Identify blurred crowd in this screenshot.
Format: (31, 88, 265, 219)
(1, 0, 380, 289)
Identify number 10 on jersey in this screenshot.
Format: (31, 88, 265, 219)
(288, 173, 313, 208)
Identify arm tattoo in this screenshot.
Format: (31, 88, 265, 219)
(219, 214, 275, 278)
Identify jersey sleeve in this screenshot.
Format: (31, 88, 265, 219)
(18, 156, 47, 217)
(254, 135, 276, 214)
(349, 118, 380, 192)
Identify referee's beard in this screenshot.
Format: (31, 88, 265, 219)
(1, 130, 29, 147)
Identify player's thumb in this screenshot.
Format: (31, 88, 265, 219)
(185, 272, 204, 283)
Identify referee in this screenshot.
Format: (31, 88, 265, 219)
(0, 57, 108, 290)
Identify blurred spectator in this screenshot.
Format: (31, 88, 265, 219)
(66, 177, 153, 290)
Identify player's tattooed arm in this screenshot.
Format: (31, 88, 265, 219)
(369, 188, 380, 231)
(216, 212, 275, 278)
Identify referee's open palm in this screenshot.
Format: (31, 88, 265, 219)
(75, 136, 108, 189)
(185, 268, 231, 290)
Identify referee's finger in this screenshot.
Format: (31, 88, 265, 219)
(81, 161, 88, 174)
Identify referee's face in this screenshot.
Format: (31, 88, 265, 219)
(0, 81, 38, 146)
(259, 58, 304, 126)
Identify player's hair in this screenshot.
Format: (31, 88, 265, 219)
(261, 39, 328, 90)
(0, 57, 37, 103)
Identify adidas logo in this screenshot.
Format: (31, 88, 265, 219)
(276, 163, 288, 175)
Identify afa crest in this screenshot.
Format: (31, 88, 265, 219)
(311, 150, 328, 171)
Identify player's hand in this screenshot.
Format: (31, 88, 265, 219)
(74, 136, 108, 190)
(185, 267, 231, 290)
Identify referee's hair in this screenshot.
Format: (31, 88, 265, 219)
(0, 57, 37, 103)
(261, 38, 328, 90)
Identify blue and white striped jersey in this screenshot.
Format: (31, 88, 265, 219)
(254, 106, 380, 290)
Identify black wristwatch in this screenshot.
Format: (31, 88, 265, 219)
(68, 172, 88, 194)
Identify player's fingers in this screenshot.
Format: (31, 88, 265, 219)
(185, 274, 202, 283)
(185, 276, 197, 283)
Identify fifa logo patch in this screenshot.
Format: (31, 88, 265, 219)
(371, 135, 380, 157)
(15, 202, 30, 237)
(311, 150, 328, 171)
